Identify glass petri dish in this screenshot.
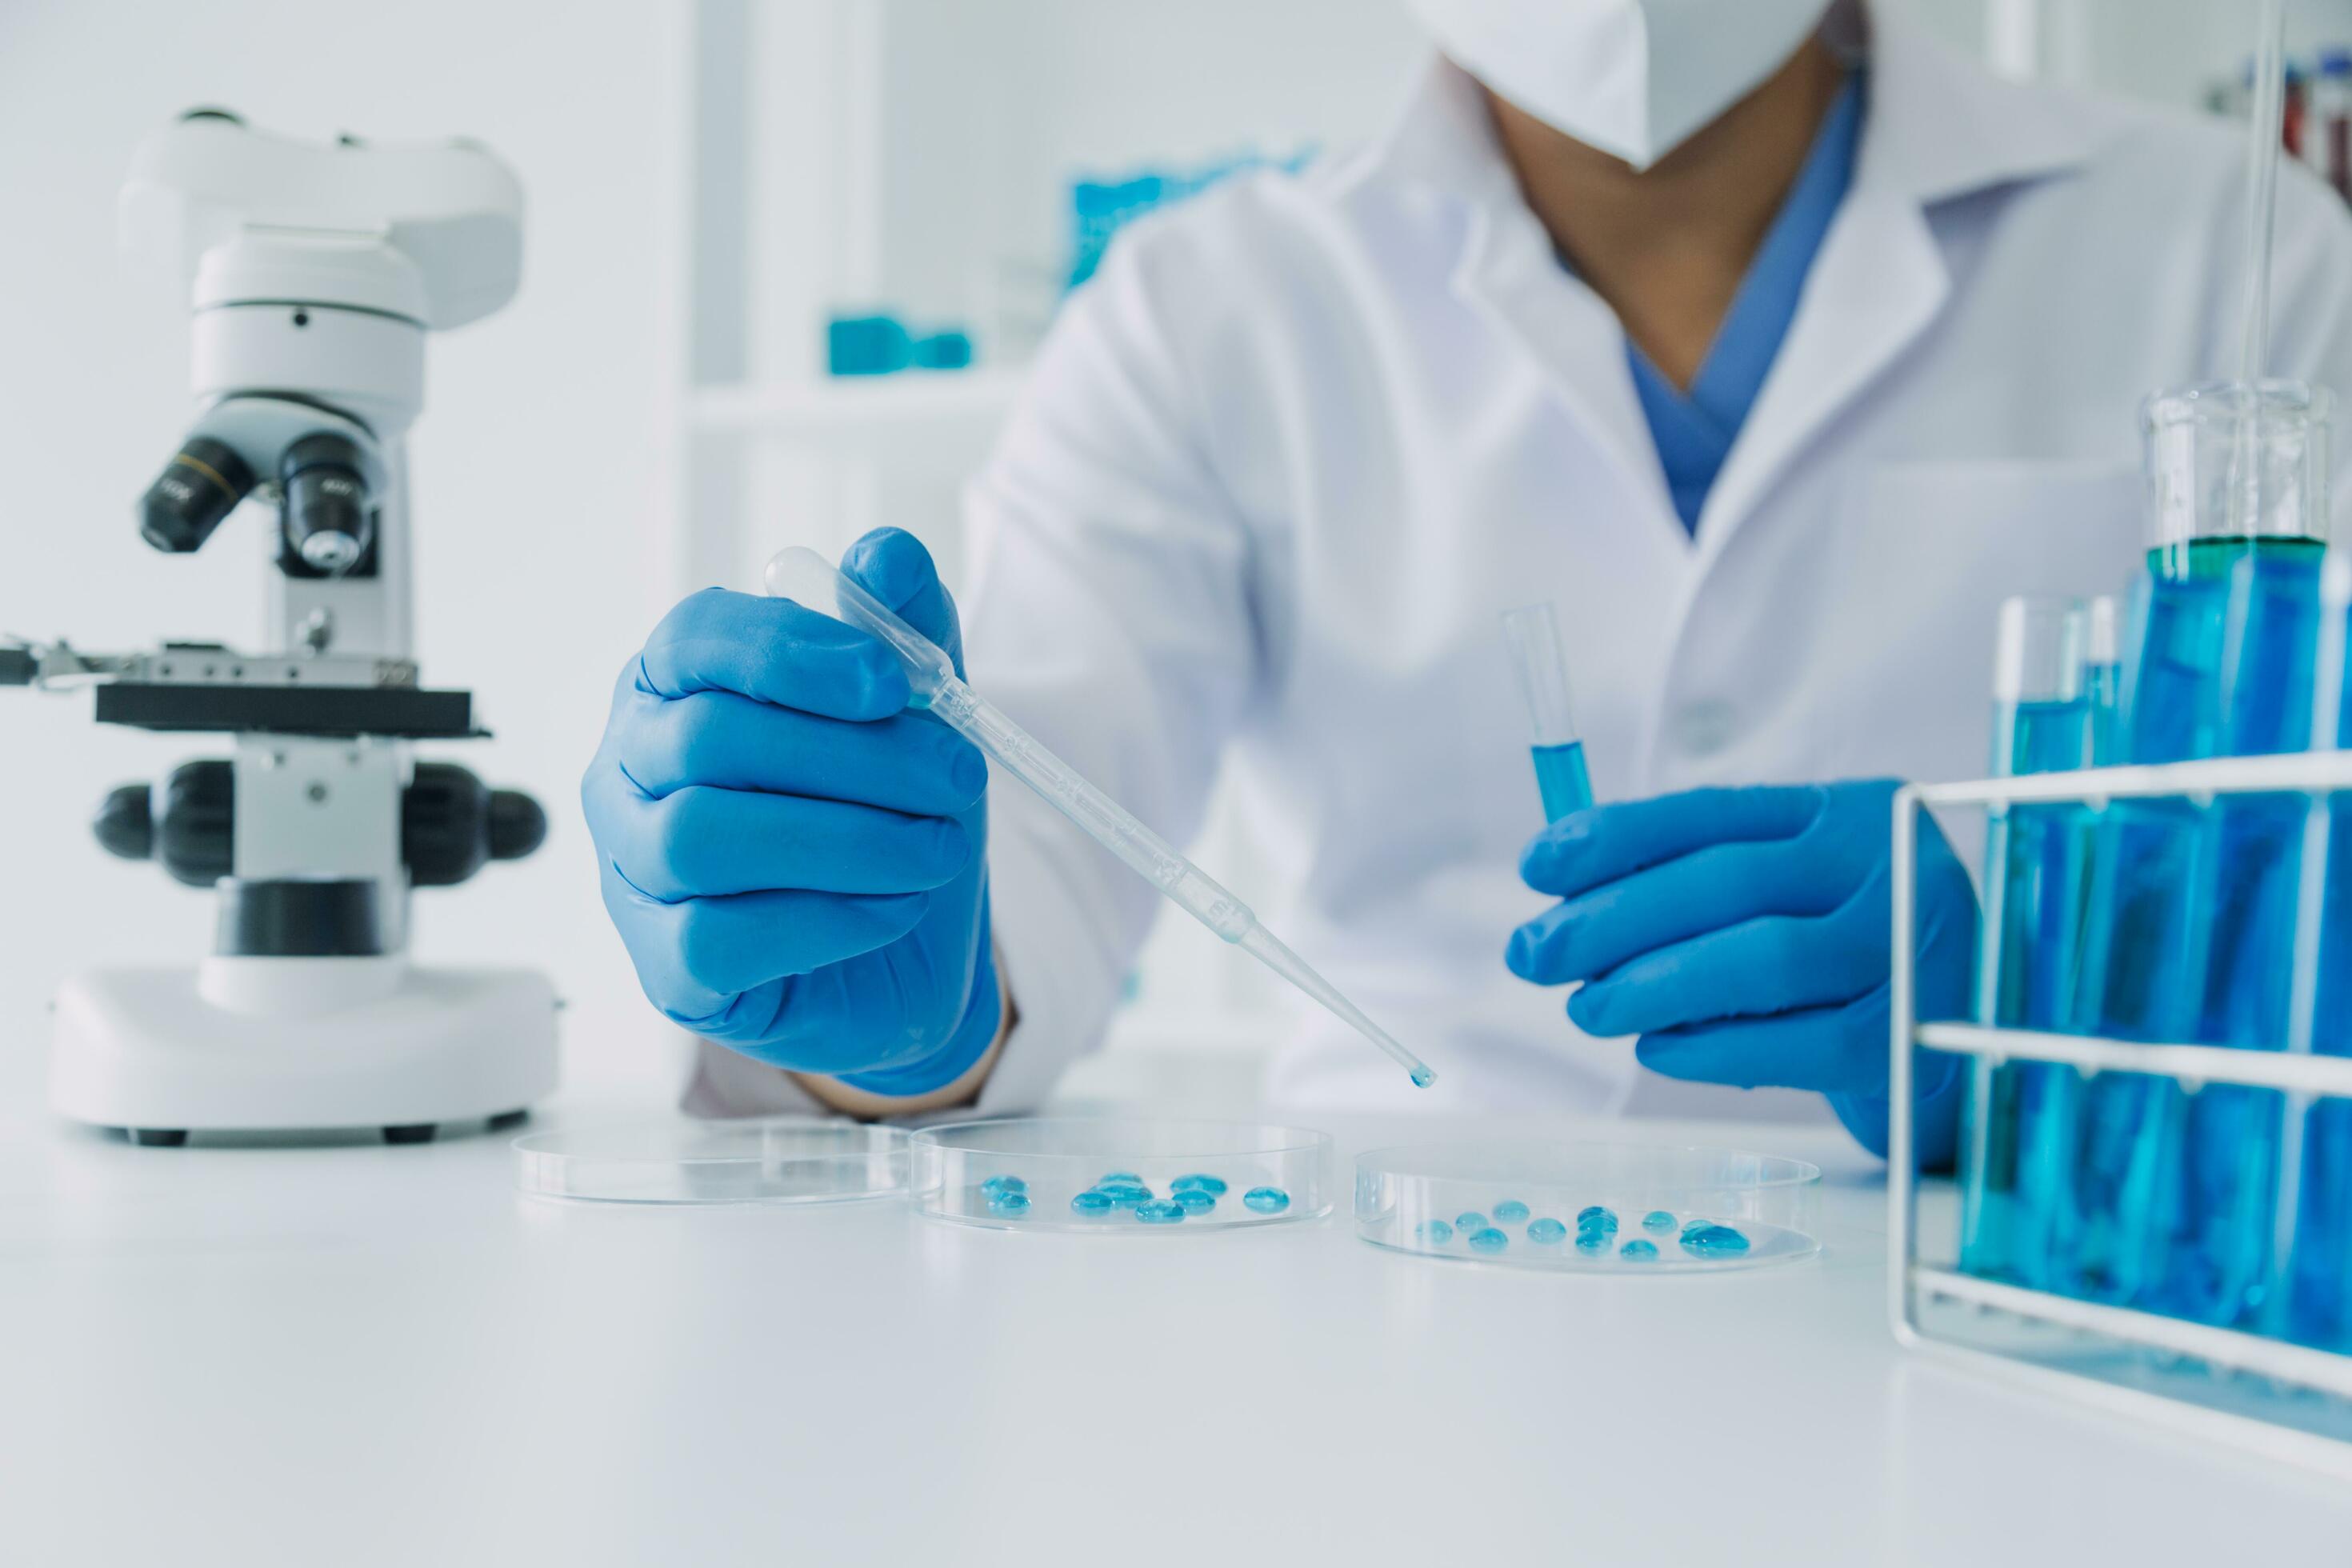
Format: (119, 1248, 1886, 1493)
(1354, 1142, 1821, 1272)
(909, 1118, 1332, 1233)
(513, 1118, 909, 1205)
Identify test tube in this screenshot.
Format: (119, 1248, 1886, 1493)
(1962, 596, 2094, 1290)
(1500, 602, 1591, 822)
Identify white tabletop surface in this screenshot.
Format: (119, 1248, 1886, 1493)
(6, 1074, 2350, 1568)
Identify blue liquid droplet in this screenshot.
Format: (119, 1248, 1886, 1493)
(1242, 1186, 1290, 1214)
(1642, 1210, 1676, 1233)
(1492, 1200, 1530, 1223)
(979, 1175, 1026, 1198)
(1069, 1190, 1114, 1214)
(1134, 1199, 1186, 1224)
(1172, 1189, 1216, 1214)
(1410, 1066, 1435, 1088)
(986, 1191, 1030, 1217)
(1454, 1211, 1488, 1231)
(1619, 1239, 1658, 1261)
(1415, 1219, 1454, 1246)
(1170, 1174, 1227, 1195)
(1096, 1182, 1150, 1206)
(1574, 1227, 1610, 1253)
(1098, 1172, 1142, 1186)
(1575, 1206, 1618, 1234)
(1526, 1218, 1567, 1244)
(1679, 1222, 1750, 1258)
(1468, 1226, 1508, 1253)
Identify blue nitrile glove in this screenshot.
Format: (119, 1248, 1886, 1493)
(1504, 781, 1975, 1165)
(582, 528, 999, 1094)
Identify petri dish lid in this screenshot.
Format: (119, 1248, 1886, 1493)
(513, 1117, 909, 1205)
(909, 1117, 1332, 1233)
(1354, 1142, 1821, 1272)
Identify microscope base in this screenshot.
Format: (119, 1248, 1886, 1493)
(50, 962, 558, 1138)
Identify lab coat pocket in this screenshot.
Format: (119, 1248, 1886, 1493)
(1819, 459, 2142, 785)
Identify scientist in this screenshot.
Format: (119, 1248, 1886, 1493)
(583, 0, 2352, 1162)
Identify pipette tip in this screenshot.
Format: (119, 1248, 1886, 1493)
(1410, 1066, 1436, 1089)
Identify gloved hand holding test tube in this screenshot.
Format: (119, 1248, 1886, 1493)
(763, 546, 1437, 1090)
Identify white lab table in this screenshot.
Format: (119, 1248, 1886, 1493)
(3, 1077, 2349, 1568)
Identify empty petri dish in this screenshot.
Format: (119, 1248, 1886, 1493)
(910, 1118, 1331, 1233)
(513, 1118, 909, 1205)
(1354, 1142, 1820, 1272)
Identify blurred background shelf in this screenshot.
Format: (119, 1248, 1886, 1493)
(686, 368, 1026, 440)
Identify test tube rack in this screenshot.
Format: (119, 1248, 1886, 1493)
(1891, 752, 2352, 1478)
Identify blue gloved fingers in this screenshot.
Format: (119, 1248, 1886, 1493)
(1630, 994, 1890, 1096)
(598, 857, 932, 1021)
(1520, 784, 1828, 898)
(614, 686, 987, 815)
(1506, 835, 1845, 985)
(607, 783, 972, 901)
(1566, 900, 1888, 1037)
(841, 527, 966, 677)
(638, 589, 910, 720)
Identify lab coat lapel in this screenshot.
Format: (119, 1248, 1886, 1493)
(1689, 185, 1946, 568)
(1456, 198, 1683, 541)
(1371, 59, 1682, 541)
(1689, 6, 2107, 568)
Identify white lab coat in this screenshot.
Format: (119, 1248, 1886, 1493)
(691, 6, 2352, 1122)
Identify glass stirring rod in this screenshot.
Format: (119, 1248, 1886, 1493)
(764, 547, 1436, 1089)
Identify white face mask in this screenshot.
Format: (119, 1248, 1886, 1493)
(1406, 0, 1834, 170)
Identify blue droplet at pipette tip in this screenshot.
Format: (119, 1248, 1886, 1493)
(764, 546, 1436, 1089)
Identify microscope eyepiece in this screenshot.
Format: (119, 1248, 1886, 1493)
(138, 437, 256, 554)
(280, 432, 375, 576)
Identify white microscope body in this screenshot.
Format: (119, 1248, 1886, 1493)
(15, 113, 558, 1144)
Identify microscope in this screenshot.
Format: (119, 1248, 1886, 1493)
(1, 111, 558, 1145)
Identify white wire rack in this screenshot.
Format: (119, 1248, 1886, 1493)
(1890, 751, 2352, 1477)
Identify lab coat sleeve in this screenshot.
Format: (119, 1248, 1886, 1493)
(954, 222, 1266, 1112)
(681, 220, 1262, 1119)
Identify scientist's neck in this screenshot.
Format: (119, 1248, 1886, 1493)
(1485, 36, 1845, 391)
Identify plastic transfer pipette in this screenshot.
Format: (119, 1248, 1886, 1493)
(765, 547, 1436, 1089)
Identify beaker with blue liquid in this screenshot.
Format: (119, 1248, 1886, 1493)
(1958, 597, 2098, 1288)
(2064, 382, 2330, 1321)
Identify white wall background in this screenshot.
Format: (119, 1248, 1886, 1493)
(2, 0, 2344, 1118)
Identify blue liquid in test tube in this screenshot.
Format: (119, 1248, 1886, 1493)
(2064, 380, 2332, 1315)
(1959, 597, 2097, 1290)
(1502, 602, 1593, 822)
(2063, 555, 2230, 1305)
(2286, 552, 2352, 1347)
(2158, 543, 2325, 1326)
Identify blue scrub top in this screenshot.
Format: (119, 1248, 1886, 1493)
(1627, 73, 1864, 536)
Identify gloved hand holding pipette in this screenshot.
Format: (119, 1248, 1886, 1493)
(581, 530, 1005, 1096)
(1505, 782, 1977, 1162)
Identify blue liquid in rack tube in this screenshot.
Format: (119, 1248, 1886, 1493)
(1531, 741, 1594, 822)
(1960, 692, 2095, 1290)
(2289, 578, 2352, 1349)
(2062, 557, 2237, 1307)
(2156, 549, 2323, 1327)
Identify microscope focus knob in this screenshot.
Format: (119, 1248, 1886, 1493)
(92, 763, 233, 886)
(402, 763, 545, 886)
(93, 784, 155, 861)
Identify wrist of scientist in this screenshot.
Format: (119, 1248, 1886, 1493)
(583, 529, 1970, 1161)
